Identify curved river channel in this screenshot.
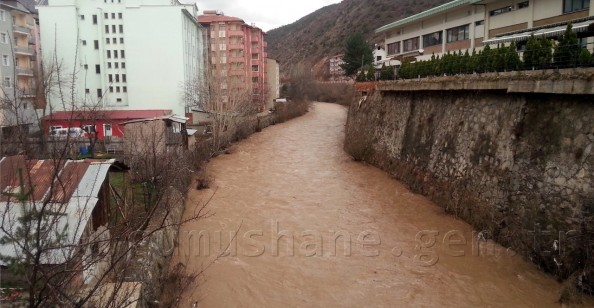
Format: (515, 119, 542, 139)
(175, 103, 586, 307)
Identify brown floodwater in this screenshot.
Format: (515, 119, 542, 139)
(175, 102, 585, 307)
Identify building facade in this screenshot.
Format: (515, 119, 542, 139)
(328, 54, 346, 80)
(377, 0, 594, 62)
(198, 11, 268, 112)
(0, 0, 38, 135)
(265, 58, 279, 111)
(37, 0, 205, 116)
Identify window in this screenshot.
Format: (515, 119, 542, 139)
(94, 40, 99, 49)
(119, 25, 123, 33)
(122, 74, 126, 82)
(95, 64, 101, 74)
(109, 86, 113, 92)
(112, 13, 116, 19)
(85, 88, 90, 93)
(97, 89, 102, 98)
(251, 53, 258, 60)
(80, 15, 85, 20)
(446, 24, 470, 43)
(105, 25, 109, 34)
(475, 20, 484, 26)
(114, 50, 118, 58)
(403, 37, 419, 52)
(563, 0, 589, 13)
(123, 86, 127, 92)
(120, 50, 125, 58)
(517, 1, 529, 9)
(115, 62, 119, 68)
(118, 13, 122, 19)
(84, 64, 88, 69)
(117, 98, 122, 102)
(107, 50, 111, 58)
(1, 33, 7, 44)
(423, 31, 442, 47)
(106, 38, 110, 44)
(82, 40, 87, 46)
(387, 42, 400, 55)
(108, 62, 112, 68)
(112, 25, 116, 33)
(92, 15, 97, 24)
(82, 125, 96, 133)
(2, 55, 9, 66)
(115, 74, 120, 82)
(3, 77, 11, 87)
(252, 77, 258, 82)
(376, 56, 382, 61)
(121, 62, 125, 68)
(108, 74, 113, 82)
(116, 86, 120, 93)
(104, 13, 108, 19)
(120, 38, 124, 43)
(252, 65, 258, 71)
(490, 6, 512, 16)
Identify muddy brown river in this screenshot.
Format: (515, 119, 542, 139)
(175, 102, 584, 307)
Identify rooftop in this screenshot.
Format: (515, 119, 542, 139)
(42, 110, 172, 122)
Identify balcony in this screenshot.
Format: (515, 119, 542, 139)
(229, 69, 245, 76)
(251, 36, 260, 42)
(228, 30, 244, 37)
(16, 68, 34, 76)
(19, 89, 36, 98)
(229, 56, 245, 63)
(14, 47, 34, 56)
(13, 25, 31, 36)
(228, 44, 244, 50)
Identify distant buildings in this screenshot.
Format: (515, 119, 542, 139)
(376, 0, 594, 62)
(266, 58, 279, 111)
(37, 0, 204, 116)
(328, 54, 345, 78)
(198, 10, 268, 112)
(0, 0, 39, 136)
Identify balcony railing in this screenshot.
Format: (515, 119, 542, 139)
(228, 30, 244, 37)
(16, 68, 34, 76)
(229, 56, 245, 63)
(14, 47, 34, 56)
(228, 44, 244, 50)
(13, 25, 30, 36)
(19, 89, 36, 98)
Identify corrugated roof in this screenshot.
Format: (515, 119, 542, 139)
(120, 114, 189, 125)
(483, 20, 594, 44)
(42, 110, 172, 122)
(0, 156, 114, 264)
(375, 0, 483, 33)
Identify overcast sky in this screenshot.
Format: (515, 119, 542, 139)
(183, 0, 342, 32)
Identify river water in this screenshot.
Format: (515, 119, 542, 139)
(176, 103, 579, 307)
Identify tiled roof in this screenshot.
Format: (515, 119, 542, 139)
(198, 15, 244, 24)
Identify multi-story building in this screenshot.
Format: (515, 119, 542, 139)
(328, 54, 346, 80)
(0, 0, 38, 137)
(377, 0, 594, 62)
(266, 58, 279, 110)
(198, 11, 268, 112)
(37, 0, 205, 116)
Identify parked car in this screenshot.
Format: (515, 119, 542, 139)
(50, 127, 86, 139)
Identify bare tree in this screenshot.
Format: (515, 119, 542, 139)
(183, 70, 259, 155)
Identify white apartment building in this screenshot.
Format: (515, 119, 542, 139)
(37, 0, 205, 116)
(377, 0, 594, 62)
(266, 58, 279, 111)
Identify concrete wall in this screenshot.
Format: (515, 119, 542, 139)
(345, 73, 594, 281)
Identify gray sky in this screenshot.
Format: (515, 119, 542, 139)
(185, 0, 342, 32)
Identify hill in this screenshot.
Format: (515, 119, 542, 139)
(266, 0, 449, 76)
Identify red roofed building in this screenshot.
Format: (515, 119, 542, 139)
(198, 10, 268, 112)
(41, 110, 172, 140)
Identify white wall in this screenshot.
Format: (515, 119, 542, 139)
(38, 0, 204, 116)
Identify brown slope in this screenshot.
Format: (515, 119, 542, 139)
(266, 0, 449, 76)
